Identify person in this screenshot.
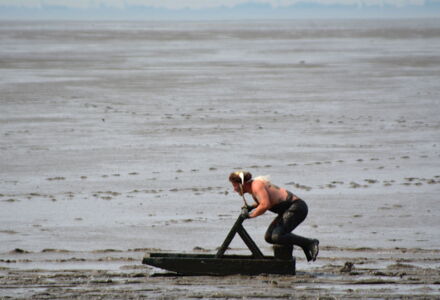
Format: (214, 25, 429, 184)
(228, 170, 319, 262)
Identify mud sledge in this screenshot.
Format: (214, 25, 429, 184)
(142, 210, 296, 275)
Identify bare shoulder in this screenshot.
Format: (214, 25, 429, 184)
(252, 179, 266, 189)
(251, 180, 268, 195)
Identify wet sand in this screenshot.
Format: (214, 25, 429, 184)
(2, 246, 440, 299)
(1, 19, 440, 298)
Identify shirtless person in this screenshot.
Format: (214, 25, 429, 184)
(229, 171, 319, 262)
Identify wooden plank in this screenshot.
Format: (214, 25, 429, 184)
(143, 253, 295, 276)
(149, 253, 257, 259)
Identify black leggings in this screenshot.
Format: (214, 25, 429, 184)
(264, 199, 312, 249)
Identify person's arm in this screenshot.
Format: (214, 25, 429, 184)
(249, 182, 270, 218)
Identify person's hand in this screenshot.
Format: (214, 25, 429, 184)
(242, 204, 254, 211)
(240, 207, 250, 219)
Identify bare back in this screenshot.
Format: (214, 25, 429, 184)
(251, 179, 293, 208)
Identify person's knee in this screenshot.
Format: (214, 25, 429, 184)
(266, 228, 284, 244)
(264, 231, 273, 244)
(271, 232, 283, 244)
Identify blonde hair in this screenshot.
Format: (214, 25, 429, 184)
(253, 175, 271, 183)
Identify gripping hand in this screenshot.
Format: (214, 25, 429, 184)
(240, 207, 250, 219)
(246, 204, 255, 212)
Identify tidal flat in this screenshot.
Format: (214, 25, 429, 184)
(1, 19, 440, 298)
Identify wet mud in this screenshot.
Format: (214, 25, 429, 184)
(1, 19, 440, 298)
(1, 246, 440, 299)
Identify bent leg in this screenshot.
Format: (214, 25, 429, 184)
(265, 199, 319, 261)
(264, 215, 282, 244)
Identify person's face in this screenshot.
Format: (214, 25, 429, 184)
(231, 182, 242, 195)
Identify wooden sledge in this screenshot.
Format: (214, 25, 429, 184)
(142, 211, 296, 275)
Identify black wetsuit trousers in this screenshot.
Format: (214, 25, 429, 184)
(264, 199, 313, 251)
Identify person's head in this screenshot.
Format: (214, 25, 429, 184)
(228, 170, 252, 195)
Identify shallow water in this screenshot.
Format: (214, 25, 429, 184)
(1, 19, 440, 298)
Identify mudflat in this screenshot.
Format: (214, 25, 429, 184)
(1, 19, 440, 299)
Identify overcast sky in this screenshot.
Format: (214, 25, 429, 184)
(0, 0, 438, 19)
(0, 0, 433, 9)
